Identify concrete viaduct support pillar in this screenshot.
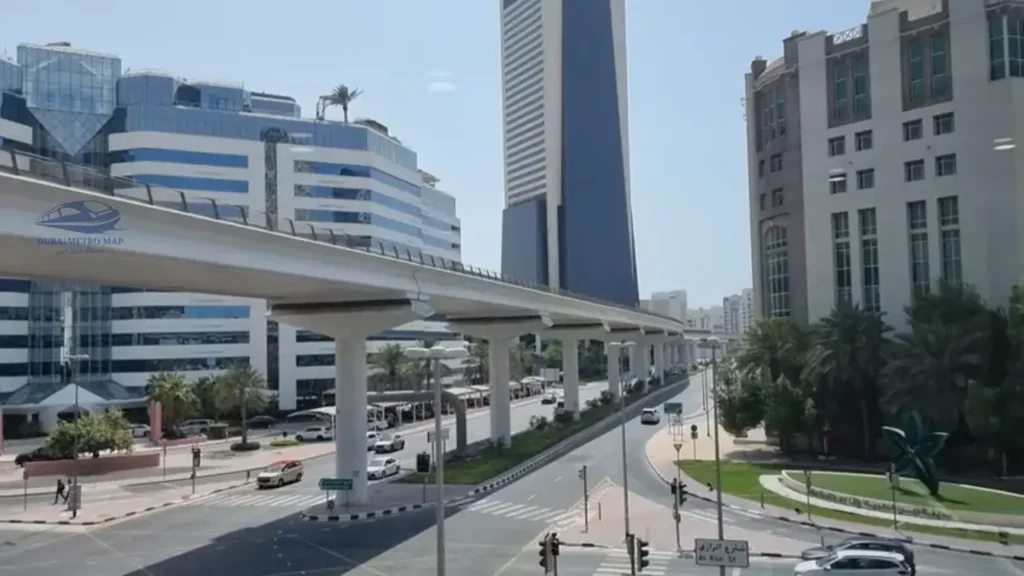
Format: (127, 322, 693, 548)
(654, 341, 666, 382)
(488, 337, 513, 448)
(334, 337, 369, 505)
(607, 345, 622, 400)
(562, 339, 580, 419)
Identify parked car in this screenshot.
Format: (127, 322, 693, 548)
(366, 431, 380, 450)
(541, 392, 558, 405)
(256, 460, 304, 488)
(801, 537, 915, 573)
(14, 447, 57, 467)
(373, 434, 406, 453)
(130, 424, 151, 438)
(248, 415, 278, 429)
(640, 408, 660, 425)
(178, 419, 215, 436)
(367, 419, 388, 431)
(366, 456, 400, 480)
(793, 550, 912, 575)
(295, 426, 333, 442)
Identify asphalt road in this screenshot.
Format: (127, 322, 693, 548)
(0, 372, 1016, 575)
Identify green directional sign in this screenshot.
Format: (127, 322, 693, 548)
(319, 477, 353, 491)
(663, 402, 683, 415)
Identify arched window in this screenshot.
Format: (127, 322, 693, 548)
(763, 226, 790, 317)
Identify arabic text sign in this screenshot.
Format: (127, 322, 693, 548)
(694, 538, 749, 568)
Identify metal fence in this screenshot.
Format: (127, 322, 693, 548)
(0, 147, 680, 325)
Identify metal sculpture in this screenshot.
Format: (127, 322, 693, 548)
(881, 410, 949, 497)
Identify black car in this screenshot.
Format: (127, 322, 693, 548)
(248, 415, 278, 429)
(801, 537, 915, 573)
(14, 447, 57, 467)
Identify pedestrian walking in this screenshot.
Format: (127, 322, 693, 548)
(54, 478, 65, 505)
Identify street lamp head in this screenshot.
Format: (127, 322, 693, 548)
(403, 346, 430, 359)
(430, 345, 469, 360)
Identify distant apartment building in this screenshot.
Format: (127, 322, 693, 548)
(647, 290, 688, 322)
(722, 288, 754, 336)
(686, 306, 724, 333)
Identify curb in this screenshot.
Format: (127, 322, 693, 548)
(642, 437, 1024, 562)
(0, 481, 248, 527)
(303, 378, 693, 524)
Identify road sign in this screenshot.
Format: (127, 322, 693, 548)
(663, 402, 683, 415)
(319, 477, 353, 491)
(694, 538, 749, 568)
(427, 428, 450, 443)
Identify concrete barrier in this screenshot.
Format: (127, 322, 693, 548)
(23, 452, 160, 478)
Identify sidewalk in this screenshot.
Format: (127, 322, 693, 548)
(0, 441, 336, 497)
(645, 426, 1024, 558)
(0, 478, 245, 526)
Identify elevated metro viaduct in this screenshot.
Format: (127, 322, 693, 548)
(0, 152, 735, 504)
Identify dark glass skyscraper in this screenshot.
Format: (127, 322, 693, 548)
(499, 0, 639, 306)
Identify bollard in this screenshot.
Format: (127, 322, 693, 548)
(760, 491, 765, 508)
(598, 502, 602, 521)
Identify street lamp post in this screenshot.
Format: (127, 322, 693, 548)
(699, 336, 725, 576)
(62, 353, 88, 519)
(403, 345, 468, 576)
(607, 340, 635, 563)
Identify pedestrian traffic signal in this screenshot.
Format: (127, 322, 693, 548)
(635, 537, 651, 572)
(678, 482, 688, 505)
(538, 533, 553, 573)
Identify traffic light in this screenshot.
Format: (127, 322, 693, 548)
(416, 452, 430, 473)
(670, 478, 678, 496)
(678, 482, 688, 506)
(635, 537, 651, 572)
(538, 533, 553, 573)
(551, 533, 560, 557)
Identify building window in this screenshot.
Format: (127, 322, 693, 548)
(758, 159, 765, 177)
(775, 84, 787, 136)
(759, 193, 766, 211)
(833, 59, 849, 123)
(832, 212, 852, 306)
(935, 154, 957, 177)
(857, 169, 875, 190)
(859, 207, 881, 312)
(771, 188, 784, 207)
(904, 160, 925, 182)
(1011, 13, 1024, 78)
(855, 130, 873, 151)
(930, 32, 950, 97)
(770, 154, 783, 172)
(990, 12, 1007, 80)
(907, 200, 930, 296)
(852, 54, 870, 116)
(908, 37, 925, 103)
(760, 85, 787, 147)
(933, 112, 955, 135)
(828, 136, 846, 157)
(938, 196, 962, 285)
(830, 173, 848, 195)
(903, 119, 923, 141)
(763, 226, 790, 318)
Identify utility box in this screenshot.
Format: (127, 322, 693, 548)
(416, 452, 430, 473)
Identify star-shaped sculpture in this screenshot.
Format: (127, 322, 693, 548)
(881, 410, 949, 497)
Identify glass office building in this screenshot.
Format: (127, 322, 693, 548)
(0, 42, 462, 429)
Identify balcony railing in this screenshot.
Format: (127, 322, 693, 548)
(0, 147, 680, 326)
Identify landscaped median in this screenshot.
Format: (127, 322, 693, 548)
(399, 374, 690, 486)
(678, 460, 1024, 545)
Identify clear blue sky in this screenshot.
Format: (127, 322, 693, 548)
(1, 0, 866, 308)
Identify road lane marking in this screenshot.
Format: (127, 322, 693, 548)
(526, 493, 536, 502)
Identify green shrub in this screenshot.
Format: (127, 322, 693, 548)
(230, 441, 261, 452)
(270, 437, 300, 447)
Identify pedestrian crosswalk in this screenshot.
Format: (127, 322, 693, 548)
(594, 548, 673, 576)
(183, 490, 324, 509)
(460, 497, 582, 528)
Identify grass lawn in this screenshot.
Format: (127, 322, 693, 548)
(807, 471, 1024, 516)
(678, 460, 1024, 546)
(399, 380, 674, 486)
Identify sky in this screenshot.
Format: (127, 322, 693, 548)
(0, 0, 867, 308)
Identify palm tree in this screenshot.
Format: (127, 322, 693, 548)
(803, 302, 891, 457)
(370, 344, 407, 392)
(146, 372, 198, 434)
(414, 339, 439, 391)
(192, 376, 220, 419)
(324, 84, 363, 122)
(465, 340, 489, 384)
(215, 365, 269, 445)
(509, 342, 534, 381)
(735, 317, 806, 384)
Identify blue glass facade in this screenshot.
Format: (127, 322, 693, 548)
(500, 1, 639, 306)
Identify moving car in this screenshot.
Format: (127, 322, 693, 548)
(541, 392, 558, 405)
(373, 434, 406, 453)
(295, 426, 333, 442)
(793, 550, 912, 575)
(257, 460, 304, 488)
(367, 456, 400, 480)
(801, 537, 915, 572)
(640, 408, 660, 425)
(130, 424, 151, 438)
(248, 415, 278, 429)
(179, 419, 215, 436)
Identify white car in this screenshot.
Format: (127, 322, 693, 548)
(373, 434, 406, 453)
(366, 431, 380, 450)
(130, 424, 151, 438)
(256, 460, 304, 488)
(178, 419, 215, 436)
(794, 550, 912, 575)
(295, 426, 333, 442)
(366, 456, 400, 480)
(367, 419, 388, 431)
(640, 408, 660, 425)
